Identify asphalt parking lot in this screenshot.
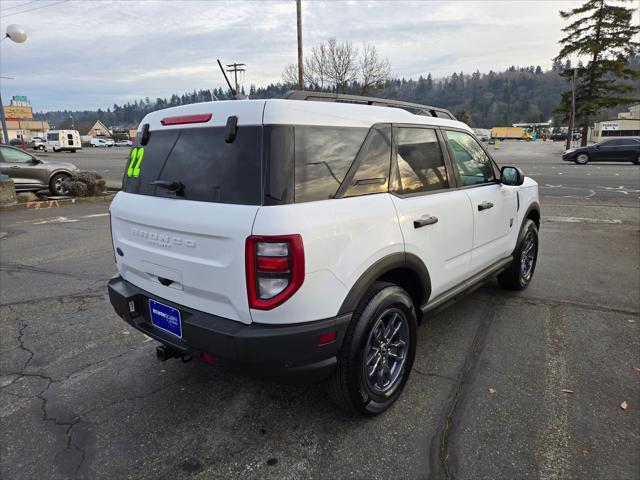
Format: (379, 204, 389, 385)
(36, 147, 129, 190)
(1, 141, 639, 479)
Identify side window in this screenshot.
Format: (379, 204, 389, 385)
(294, 126, 368, 203)
(343, 125, 391, 197)
(445, 130, 496, 186)
(394, 127, 449, 194)
(0, 147, 33, 164)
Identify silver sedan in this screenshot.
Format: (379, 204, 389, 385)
(0, 145, 79, 195)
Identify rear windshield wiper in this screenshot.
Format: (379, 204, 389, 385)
(150, 180, 185, 197)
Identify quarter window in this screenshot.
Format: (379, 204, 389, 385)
(294, 126, 368, 203)
(394, 127, 449, 194)
(445, 130, 496, 186)
(343, 125, 392, 197)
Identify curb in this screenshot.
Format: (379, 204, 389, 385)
(0, 193, 117, 211)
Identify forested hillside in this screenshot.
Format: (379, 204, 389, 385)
(36, 58, 638, 129)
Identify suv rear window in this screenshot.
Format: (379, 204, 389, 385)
(123, 126, 262, 205)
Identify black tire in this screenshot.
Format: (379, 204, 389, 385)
(49, 173, 70, 196)
(634, 154, 640, 165)
(498, 219, 538, 290)
(574, 152, 589, 165)
(325, 282, 417, 416)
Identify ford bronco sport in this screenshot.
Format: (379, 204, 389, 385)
(108, 91, 540, 415)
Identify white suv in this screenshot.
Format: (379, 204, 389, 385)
(108, 92, 540, 415)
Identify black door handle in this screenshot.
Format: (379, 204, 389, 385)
(413, 215, 438, 228)
(478, 201, 494, 211)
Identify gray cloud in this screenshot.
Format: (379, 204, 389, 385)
(0, 0, 593, 111)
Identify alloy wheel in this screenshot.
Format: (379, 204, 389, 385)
(363, 308, 409, 395)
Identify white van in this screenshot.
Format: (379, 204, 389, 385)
(46, 130, 82, 152)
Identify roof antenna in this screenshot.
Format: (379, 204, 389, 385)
(217, 59, 236, 99)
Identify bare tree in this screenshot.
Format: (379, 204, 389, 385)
(304, 42, 330, 89)
(282, 38, 391, 94)
(359, 43, 391, 95)
(326, 38, 359, 93)
(282, 63, 299, 86)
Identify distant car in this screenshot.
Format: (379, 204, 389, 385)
(31, 136, 46, 150)
(478, 134, 490, 142)
(550, 132, 567, 142)
(91, 138, 115, 148)
(9, 138, 22, 146)
(0, 145, 79, 195)
(562, 137, 640, 164)
(114, 139, 133, 147)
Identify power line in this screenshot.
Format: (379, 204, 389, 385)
(0, 0, 69, 19)
(1, 0, 40, 12)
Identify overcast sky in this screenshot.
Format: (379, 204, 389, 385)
(0, 0, 602, 111)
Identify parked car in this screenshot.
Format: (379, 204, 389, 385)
(114, 139, 133, 147)
(46, 130, 82, 152)
(31, 136, 46, 150)
(0, 145, 79, 195)
(550, 132, 567, 142)
(562, 137, 640, 164)
(107, 92, 540, 415)
(91, 138, 115, 147)
(9, 138, 22, 146)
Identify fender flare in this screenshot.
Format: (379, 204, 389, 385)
(337, 252, 431, 315)
(513, 201, 540, 255)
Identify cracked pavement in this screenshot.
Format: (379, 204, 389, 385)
(1, 142, 639, 479)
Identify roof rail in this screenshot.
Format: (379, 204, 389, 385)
(284, 90, 457, 120)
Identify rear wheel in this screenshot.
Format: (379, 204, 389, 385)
(49, 173, 70, 196)
(634, 154, 639, 165)
(498, 219, 538, 290)
(326, 282, 417, 416)
(575, 153, 589, 164)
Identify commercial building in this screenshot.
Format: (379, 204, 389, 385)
(589, 104, 640, 142)
(1, 95, 50, 142)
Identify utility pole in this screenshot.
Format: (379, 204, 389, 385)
(296, 0, 304, 89)
(226, 63, 246, 97)
(566, 68, 577, 151)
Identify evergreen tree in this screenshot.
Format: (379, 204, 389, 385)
(555, 0, 640, 145)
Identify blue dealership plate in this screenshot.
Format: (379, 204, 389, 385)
(149, 299, 182, 338)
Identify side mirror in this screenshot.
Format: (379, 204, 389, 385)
(595, 145, 600, 149)
(501, 166, 524, 186)
(31, 158, 41, 165)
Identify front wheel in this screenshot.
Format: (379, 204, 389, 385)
(326, 282, 417, 416)
(498, 219, 539, 290)
(634, 154, 640, 165)
(575, 153, 589, 164)
(49, 173, 70, 196)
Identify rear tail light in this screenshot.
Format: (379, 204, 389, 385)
(246, 234, 304, 310)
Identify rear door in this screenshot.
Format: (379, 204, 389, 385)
(389, 126, 473, 299)
(443, 129, 517, 274)
(110, 102, 266, 324)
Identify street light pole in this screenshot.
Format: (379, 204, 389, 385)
(566, 68, 577, 151)
(1, 24, 28, 145)
(0, 90, 8, 145)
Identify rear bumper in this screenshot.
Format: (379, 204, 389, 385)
(108, 276, 351, 382)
